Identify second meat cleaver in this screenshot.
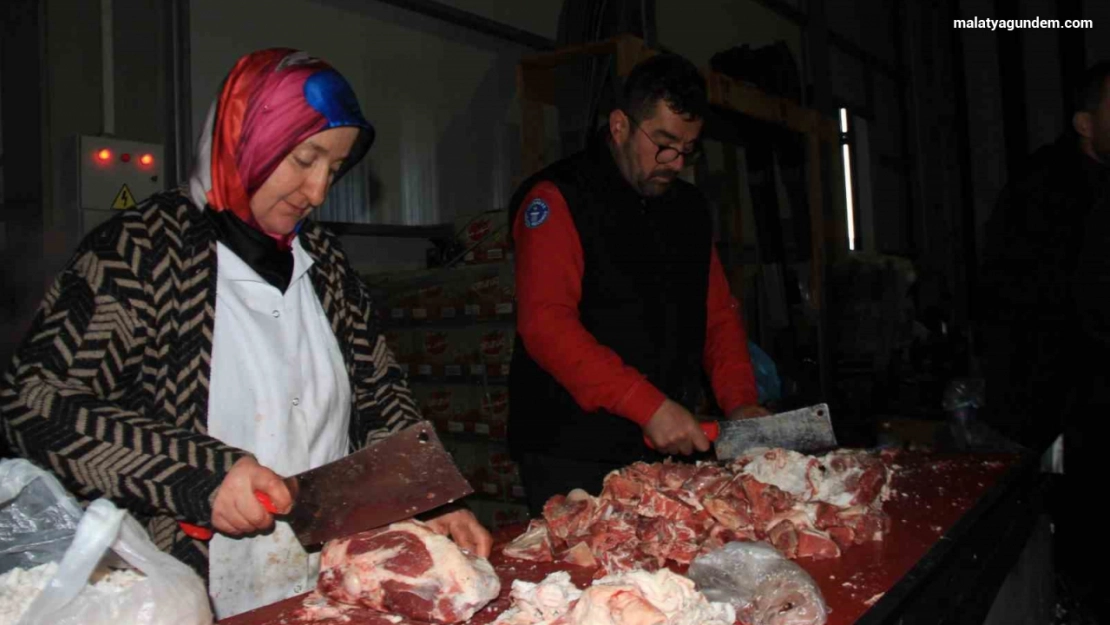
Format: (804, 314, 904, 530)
(706, 403, 836, 459)
(643, 404, 836, 459)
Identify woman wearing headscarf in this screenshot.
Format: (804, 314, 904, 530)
(0, 49, 491, 618)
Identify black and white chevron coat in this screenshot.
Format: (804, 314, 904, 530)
(0, 192, 424, 578)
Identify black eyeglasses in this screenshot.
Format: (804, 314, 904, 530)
(629, 117, 702, 165)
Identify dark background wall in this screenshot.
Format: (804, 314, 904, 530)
(1, 0, 1106, 408)
(2, 0, 168, 366)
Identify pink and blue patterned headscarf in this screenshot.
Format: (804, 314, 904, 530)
(189, 49, 373, 247)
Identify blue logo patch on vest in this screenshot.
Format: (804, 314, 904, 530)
(524, 198, 550, 229)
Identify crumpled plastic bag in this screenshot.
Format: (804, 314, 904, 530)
(687, 541, 828, 625)
(18, 498, 213, 625)
(0, 458, 84, 573)
(0, 459, 212, 625)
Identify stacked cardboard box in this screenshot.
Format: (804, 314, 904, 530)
(455, 210, 510, 265)
(366, 255, 527, 523)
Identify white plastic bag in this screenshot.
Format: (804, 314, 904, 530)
(17, 499, 213, 625)
(0, 459, 84, 573)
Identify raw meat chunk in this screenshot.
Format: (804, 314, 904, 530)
(503, 519, 555, 562)
(318, 520, 500, 624)
(796, 529, 841, 560)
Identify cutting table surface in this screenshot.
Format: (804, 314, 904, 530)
(222, 450, 1031, 625)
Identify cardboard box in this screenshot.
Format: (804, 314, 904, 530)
(442, 438, 483, 484)
(456, 211, 510, 265)
(412, 386, 443, 425)
(466, 275, 502, 316)
(435, 277, 468, 321)
(489, 451, 515, 476)
(415, 329, 472, 366)
(414, 386, 478, 427)
(476, 327, 513, 364)
(383, 329, 416, 364)
(383, 284, 421, 311)
(496, 459, 524, 501)
(464, 265, 515, 317)
(479, 386, 509, 423)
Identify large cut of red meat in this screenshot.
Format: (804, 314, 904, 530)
(318, 520, 500, 624)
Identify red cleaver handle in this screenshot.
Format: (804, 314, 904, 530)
(179, 522, 213, 541)
(642, 421, 720, 450)
(178, 491, 278, 541)
(254, 490, 279, 513)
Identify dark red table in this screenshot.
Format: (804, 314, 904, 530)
(223, 450, 1040, 625)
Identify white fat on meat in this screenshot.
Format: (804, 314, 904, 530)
(813, 450, 879, 507)
(296, 592, 357, 623)
(496, 569, 735, 625)
(566, 488, 593, 503)
(811, 471, 857, 507)
(318, 520, 500, 624)
(736, 448, 817, 499)
(740, 448, 886, 508)
(573, 569, 735, 625)
(493, 571, 583, 625)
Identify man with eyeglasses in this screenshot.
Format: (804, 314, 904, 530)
(507, 53, 768, 515)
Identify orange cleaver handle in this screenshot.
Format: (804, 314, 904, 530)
(178, 491, 279, 541)
(643, 421, 720, 450)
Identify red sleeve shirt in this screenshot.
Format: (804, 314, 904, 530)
(513, 182, 759, 427)
(703, 248, 760, 413)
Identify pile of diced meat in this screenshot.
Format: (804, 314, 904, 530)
(504, 448, 893, 575)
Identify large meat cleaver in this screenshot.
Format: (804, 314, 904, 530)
(645, 404, 836, 459)
(180, 422, 474, 545)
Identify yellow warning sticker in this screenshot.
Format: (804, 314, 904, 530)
(111, 184, 137, 210)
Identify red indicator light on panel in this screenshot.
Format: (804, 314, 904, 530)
(121, 153, 131, 163)
(96, 149, 112, 162)
(140, 153, 154, 166)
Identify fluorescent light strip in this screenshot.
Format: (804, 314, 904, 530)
(842, 144, 856, 251)
(839, 109, 855, 251)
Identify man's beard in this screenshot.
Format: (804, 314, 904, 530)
(612, 138, 678, 196)
(637, 169, 678, 197)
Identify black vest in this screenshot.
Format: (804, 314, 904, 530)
(508, 139, 712, 464)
